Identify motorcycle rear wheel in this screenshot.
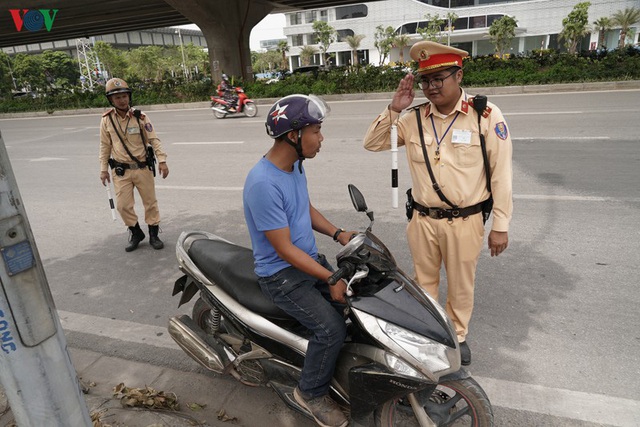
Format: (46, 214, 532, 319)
(374, 378, 493, 427)
(243, 102, 257, 117)
(212, 103, 227, 119)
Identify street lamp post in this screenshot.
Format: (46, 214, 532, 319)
(447, 0, 451, 46)
(175, 28, 188, 80)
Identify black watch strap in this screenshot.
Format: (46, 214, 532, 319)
(332, 228, 345, 242)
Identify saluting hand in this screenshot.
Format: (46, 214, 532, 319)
(390, 73, 415, 113)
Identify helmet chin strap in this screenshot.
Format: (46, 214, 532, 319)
(283, 129, 305, 173)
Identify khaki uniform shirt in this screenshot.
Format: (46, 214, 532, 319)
(363, 90, 513, 232)
(99, 108, 168, 172)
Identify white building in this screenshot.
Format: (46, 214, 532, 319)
(283, 0, 640, 68)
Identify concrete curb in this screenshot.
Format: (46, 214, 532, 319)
(1, 80, 639, 119)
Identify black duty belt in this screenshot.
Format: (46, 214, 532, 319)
(113, 160, 147, 170)
(413, 200, 484, 220)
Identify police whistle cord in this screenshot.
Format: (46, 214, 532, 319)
(390, 124, 399, 208)
(105, 183, 117, 221)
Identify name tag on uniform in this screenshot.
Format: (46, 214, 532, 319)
(127, 126, 140, 135)
(451, 129, 472, 144)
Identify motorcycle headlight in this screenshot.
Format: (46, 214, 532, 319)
(378, 318, 452, 375)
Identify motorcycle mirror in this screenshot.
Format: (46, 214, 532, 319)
(348, 184, 368, 212)
(348, 184, 374, 230)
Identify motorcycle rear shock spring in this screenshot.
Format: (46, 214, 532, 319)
(206, 305, 221, 333)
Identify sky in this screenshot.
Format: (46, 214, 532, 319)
(179, 13, 286, 51)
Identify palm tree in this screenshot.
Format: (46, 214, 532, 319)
(344, 34, 365, 66)
(592, 17, 613, 49)
(393, 34, 411, 64)
(612, 7, 640, 48)
(276, 40, 289, 70)
(299, 45, 317, 66)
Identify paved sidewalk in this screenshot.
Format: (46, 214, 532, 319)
(0, 347, 315, 427)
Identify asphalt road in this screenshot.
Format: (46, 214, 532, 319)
(0, 88, 639, 426)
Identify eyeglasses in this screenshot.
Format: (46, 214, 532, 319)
(418, 69, 459, 90)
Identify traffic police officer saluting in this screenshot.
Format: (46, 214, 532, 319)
(363, 41, 513, 365)
(99, 78, 169, 252)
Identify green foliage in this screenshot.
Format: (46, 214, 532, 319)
(489, 16, 518, 58)
(417, 13, 445, 42)
(312, 21, 337, 64)
(374, 25, 396, 65)
(560, 2, 591, 54)
(2, 48, 640, 114)
(612, 7, 640, 47)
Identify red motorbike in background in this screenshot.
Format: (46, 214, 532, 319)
(210, 86, 257, 119)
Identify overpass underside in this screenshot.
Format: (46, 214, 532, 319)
(2, 0, 379, 81)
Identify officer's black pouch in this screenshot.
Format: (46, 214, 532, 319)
(481, 196, 493, 225)
(115, 166, 125, 176)
(107, 158, 115, 169)
(405, 188, 414, 221)
(146, 145, 156, 177)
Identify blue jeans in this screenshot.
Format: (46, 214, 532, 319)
(258, 254, 347, 398)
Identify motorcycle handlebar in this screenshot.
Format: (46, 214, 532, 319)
(327, 262, 355, 286)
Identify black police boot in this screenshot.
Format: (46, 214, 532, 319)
(460, 341, 471, 366)
(125, 223, 145, 252)
(148, 225, 164, 250)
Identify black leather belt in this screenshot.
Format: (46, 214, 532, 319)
(413, 201, 484, 220)
(113, 161, 147, 170)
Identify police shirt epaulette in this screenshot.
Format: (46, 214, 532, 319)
(469, 97, 492, 118)
(408, 101, 430, 111)
(102, 108, 114, 117)
(128, 109, 146, 120)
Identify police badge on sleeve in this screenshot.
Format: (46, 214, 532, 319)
(494, 122, 508, 140)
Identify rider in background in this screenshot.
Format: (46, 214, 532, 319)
(219, 74, 238, 112)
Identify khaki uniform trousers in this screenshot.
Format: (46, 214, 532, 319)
(112, 167, 160, 227)
(407, 212, 484, 342)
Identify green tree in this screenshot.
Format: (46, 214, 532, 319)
(0, 52, 14, 97)
(417, 13, 445, 42)
(612, 7, 640, 48)
(393, 34, 411, 64)
(299, 45, 318, 66)
(312, 20, 337, 66)
(182, 43, 209, 78)
(489, 15, 518, 58)
(252, 50, 282, 73)
(344, 34, 365, 66)
(126, 46, 166, 81)
(560, 2, 591, 54)
(374, 25, 396, 65)
(592, 16, 613, 49)
(276, 40, 289, 70)
(94, 41, 127, 79)
(13, 51, 78, 93)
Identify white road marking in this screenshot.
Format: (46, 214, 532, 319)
(475, 375, 640, 427)
(172, 141, 244, 145)
(58, 309, 640, 426)
(514, 194, 640, 202)
(156, 185, 243, 191)
(29, 157, 67, 162)
(512, 136, 611, 141)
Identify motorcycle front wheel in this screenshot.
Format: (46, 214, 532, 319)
(212, 102, 227, 119)
(374, 378, 493, 427)
(243, 102, 257, 117)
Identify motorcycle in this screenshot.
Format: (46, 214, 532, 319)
(169, 184, 493, 426)
(210, 86, 257, 119)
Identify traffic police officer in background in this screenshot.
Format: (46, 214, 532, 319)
(363, 41, 513, 365)
(99, 78, 169, 252)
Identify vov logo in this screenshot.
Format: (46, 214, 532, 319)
(9, 9, 59, 32)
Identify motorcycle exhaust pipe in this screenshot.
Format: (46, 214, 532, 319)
(211, 106, 228, 114)
(168, 315, 226, 373)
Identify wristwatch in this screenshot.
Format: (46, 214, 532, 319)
(332, 228, 345, 242)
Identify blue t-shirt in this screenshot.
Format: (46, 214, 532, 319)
(243, 157, 318, 277)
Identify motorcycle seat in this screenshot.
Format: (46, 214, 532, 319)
(188, 239, 291, 321)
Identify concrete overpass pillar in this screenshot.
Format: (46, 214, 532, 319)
(164, 0, 274, 83)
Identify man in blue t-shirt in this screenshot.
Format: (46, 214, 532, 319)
(243, 94, 355, 427)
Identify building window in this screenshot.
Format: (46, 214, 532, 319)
(318, 10, 328, 22)
(337, 29, 355, 41)
(291, 34, 304, 47)
(453, 17, 469, 30)
(305, 11, 315, 23)
(308, 33, 318, 45)
(290, 12, 302, 25)
(470, 16, 487, 29)
(335, 4, 368, 20)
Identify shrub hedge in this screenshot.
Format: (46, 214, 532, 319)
(1, 47, 638, 114)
